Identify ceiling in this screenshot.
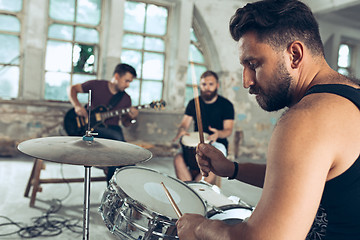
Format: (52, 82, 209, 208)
(315, 1, 360, 30)
(237, 0, 360, 30)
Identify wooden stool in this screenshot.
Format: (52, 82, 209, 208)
(24, 158, 107, 207)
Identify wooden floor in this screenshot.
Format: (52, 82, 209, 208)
(0, 154, 262, 240)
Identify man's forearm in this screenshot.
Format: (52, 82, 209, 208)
(237, 163, 266, 188)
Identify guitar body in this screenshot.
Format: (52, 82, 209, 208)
(63, 106, 108, 136)
(63, 100, 166, 136)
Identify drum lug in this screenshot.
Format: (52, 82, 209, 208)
(211, 206, 224, 213)
(142, 217, 160, 240)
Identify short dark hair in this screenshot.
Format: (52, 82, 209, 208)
(113, 63, 137, 78)
(229, 0, 324, 56)
(200, 70, 219, 82)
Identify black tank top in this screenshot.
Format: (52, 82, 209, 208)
(304, 84, 360, 240)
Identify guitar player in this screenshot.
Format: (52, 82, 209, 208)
(67, 63, 139, 183)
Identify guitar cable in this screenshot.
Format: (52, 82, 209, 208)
(0, 165, 82, 238)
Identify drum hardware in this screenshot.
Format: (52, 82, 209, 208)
(99, 166, 207, 239)
(18, 92, 152, 240)
(206, 205, 253, 225)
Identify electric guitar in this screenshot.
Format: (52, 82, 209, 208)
(63, 100, 166, 136)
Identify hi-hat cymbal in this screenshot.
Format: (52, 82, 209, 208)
(17, 136, 152, 167)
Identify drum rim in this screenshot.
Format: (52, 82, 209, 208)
(206, 204, 253, 218)
(110, 166, 207, 221)
(99, 186, 179, 239)
(180, 132, 210, 146)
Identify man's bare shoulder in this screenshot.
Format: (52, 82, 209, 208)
(280, 87, 359, 126)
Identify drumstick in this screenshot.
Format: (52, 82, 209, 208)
(190, 54, 204, 144)
(190, 54, 206, 181)
(161, 182, 182, 218)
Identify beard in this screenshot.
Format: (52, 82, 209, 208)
(200, 88, 218, 101)
(250, 63, 293, 112)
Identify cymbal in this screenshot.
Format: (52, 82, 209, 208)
(17, 136, 152, 167)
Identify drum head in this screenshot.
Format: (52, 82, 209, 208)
(113, 167, 206, 219)
(187, 182, 234, 208)
(181, 132, 210, 147)
(207, 205, 253, 225)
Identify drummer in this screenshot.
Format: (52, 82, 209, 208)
(172, 70, 235, 184)
(177, 0, 360, 239)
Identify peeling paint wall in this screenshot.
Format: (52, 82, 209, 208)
(0, 101, 69, 156)
(2, 0, 359, 162)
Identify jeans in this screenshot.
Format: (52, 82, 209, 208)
(94, 125, 127, 183)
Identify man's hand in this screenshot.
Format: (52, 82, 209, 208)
(74, 105, 88, 119)
(196, 143, 234, 178)
(208, 126, 219, 142)
(128, 107, 139, 120)
(176, 214, 207, 240)
(173, 128, 189, 142)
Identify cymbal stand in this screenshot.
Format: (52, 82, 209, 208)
(82, 90, 98, 240)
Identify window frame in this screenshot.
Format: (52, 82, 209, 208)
(44, 0, 104, 101)
(121, 0, 170, 105)
(0, 3, 23, 99)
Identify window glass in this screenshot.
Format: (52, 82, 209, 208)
(0, 2, 21, 99)
(189, 44, 204, 63)
(75, 27, 99, 43)
(124, 1, 145, 33)
(0, 0, 22, 12)
(185, 86, 199, 103)
(337, 68, 349, 76)
(190, 28, 197, 42)
(126, 79, 140, 106)
(141, 81, 162, 103)
(0, 66, 19, 99)
(76, 0, 101, 25)
(44, 72, 71, 101)
(46, 0, 101, 101)
(73, 44, 96, 74)
(186, 64, 206, 85)
(143, 52, 164, 80)
(49, 0, 75, 22)
(185, 27, 208, 105)
(144, 37, 164, 52)
(145, 4, 167, 35)
(45, 40, 72, 72)
(122, 1, 168, 104)
(338, 44, 350, 68)
(0, 34, 20, 64)
(123, 34, 144, 50)
(337, 43, 353, 77)
(0, 15, 20, 32)
(121, 50, 143, 78)
(48, 24, 73, 40)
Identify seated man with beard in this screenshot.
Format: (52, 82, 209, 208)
(172, 70, 234, 184)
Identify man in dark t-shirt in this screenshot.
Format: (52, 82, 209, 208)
(173, 70, 235, 184)
(68, 63, 139, 182)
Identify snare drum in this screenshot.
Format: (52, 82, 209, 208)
(207, 205, 253, 225)
(180, 132, 209, 170)
(186, 181, 235, 211)
(99, 166, 206, 239)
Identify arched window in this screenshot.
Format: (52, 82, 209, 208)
(185, 27, 208, 105)
(337, 43, 353, 77)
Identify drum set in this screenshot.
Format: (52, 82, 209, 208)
(18, 118, 255, 240)
(17, 134, 254, 240)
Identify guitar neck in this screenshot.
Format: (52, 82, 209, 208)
(100, 104, 149, 120)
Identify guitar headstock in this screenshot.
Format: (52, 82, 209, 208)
(150, 100, 166, 110)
